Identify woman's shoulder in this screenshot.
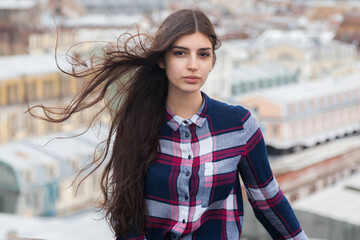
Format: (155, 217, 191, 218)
(206, 97, 252, 125)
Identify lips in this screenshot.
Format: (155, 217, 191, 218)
(183, 76, 201, 83)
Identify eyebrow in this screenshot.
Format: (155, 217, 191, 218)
(171, 46, 212, 51)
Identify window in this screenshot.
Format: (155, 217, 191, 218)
(8, 113, 21, 138)
(47, 164, 59, 178)
(278, 52, 294, 61)
(273, 125, 279, 138)
(43, 80, 56, 99)
(70, 157, 81, 171)
(6, 84, 20, 104)
(25, 114, 36, 135)
(24, 169, 34, 183)
(26, 82, 38, 101)
(309, 183, 317, 194)
(60, 76, 72, 97)
(289, 103, 296, 115)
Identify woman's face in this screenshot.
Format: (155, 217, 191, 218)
(160, 32, 214, 97)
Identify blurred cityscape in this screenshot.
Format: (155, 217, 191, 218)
(0, 0, 360, 239)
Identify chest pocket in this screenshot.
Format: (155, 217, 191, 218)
(200, 155, 241, 207)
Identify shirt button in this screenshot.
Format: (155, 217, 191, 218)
(186, 171, 190, 177)
(183, 120, 188, 125)
(182, 219, 186, 224)
(188, 155, 191, 159)
(185, 132, 189, 138)
(185, 195, 189, 200)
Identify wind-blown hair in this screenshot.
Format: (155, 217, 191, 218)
(29, 8, 220, 238)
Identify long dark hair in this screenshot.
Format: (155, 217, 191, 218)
(29, 8, 220, 238)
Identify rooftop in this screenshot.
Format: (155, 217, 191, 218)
(0, 0, 37, 10)
(0, 54, 70, 81)
(232, 63, 297, 84)
(293, 172, 360, 226)
(0, 208, 114, 240)
(271, 135, 360, 174)
(254, 29, 353, 51)
(0, 125, 108, 188)
(62, 13, 146, 28)
(237, 71, 360, 104)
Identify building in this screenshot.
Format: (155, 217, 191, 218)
(0, 20, 29, 56)
(0, 127, 107, 217)
(47, 0, 87, 18)
(293, 172, 360, 240)
(254, 29, 358, 81)
(202, 46, 233, 100)
(202, 40, 299, 101)
(237, 73, 360, 151)
(240, 134, 360, 240)
(231, 63, 298, 96)
(335, 14, 360, 50)
(0, 53, 110, 143)
(0, 0, 42, 29)
(28, 28, 80, 55)
(0, 208, 113, 240)
(305, 5, 348, 21)
(73, 0, 165, 13)
(272, 135, 360, 202)
(0, 54, 75, 143)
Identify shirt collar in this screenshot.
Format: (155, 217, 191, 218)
(165, 92, 209, 131)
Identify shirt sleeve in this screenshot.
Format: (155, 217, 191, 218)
(238, 113, 308, 240)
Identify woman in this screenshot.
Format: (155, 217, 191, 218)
(30, 8, 308, 240)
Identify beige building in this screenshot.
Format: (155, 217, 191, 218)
(0, 54, 109, 143)
(28, 29, 79, 55)
(254, 30, 358, 81)
(0, 53, 109, 217)
(237, 73, 360, 151)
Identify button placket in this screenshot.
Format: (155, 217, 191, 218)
(178, 119, 192, 230)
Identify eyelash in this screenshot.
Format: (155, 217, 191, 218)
(174, 51, 185, 56)
(174, 51, 211, 58)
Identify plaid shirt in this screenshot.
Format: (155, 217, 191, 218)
(118, 92, 307, 240)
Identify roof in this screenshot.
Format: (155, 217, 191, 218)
(0, 20, 13, 30)
(254, 29, 354, 51)
(0, 125, 108, 189)
(0, 0, 37, 10)
(293, 172, 360, 226)
(0, 54, 70, 81)
(271, 135, 360, 174)
(237, 72, 360, 105)
(0, 208, 114, 240)
(232, 63, 297, 84)
(63, 13, 146, 28)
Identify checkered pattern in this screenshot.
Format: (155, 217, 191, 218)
(117, 92, 307, 240)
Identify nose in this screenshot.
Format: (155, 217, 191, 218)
(186, 54, 198, 71)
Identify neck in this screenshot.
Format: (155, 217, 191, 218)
(166, 91, 203, 119)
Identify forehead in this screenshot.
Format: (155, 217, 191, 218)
(172, 32, 212, 49)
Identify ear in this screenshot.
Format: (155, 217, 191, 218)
(158, 59, 165, 69)
(211, 55, 216, 70)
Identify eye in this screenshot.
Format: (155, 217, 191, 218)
(199, 51, 211, 58)
(174, 51, 186, 56)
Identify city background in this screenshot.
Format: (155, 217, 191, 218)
(0, 0, 360, 239)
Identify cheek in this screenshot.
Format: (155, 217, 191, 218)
(203, 62, 214, 74)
